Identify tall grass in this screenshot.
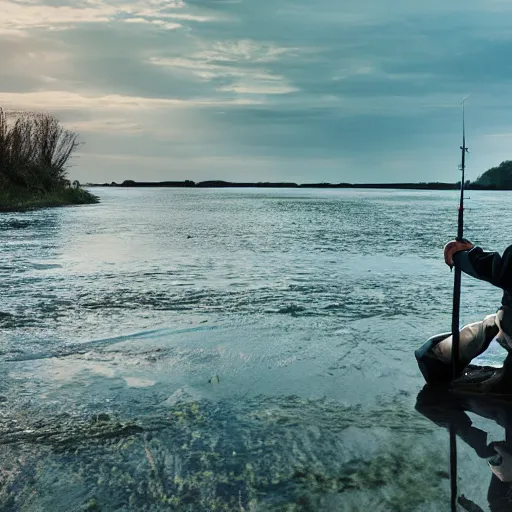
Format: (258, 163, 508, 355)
(0, 108, 98, 210)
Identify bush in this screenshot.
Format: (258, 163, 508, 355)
(0, 185, 99, 211)
(0, 107, 98, 210)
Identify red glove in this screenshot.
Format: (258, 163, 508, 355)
(444, 239, 474, 268)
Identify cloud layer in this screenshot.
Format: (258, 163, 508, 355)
(1, 0, 512, 183)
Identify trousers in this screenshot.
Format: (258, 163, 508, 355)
(432, 307, 512, 366)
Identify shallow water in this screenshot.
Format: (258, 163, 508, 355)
(1, 187, 511, 511)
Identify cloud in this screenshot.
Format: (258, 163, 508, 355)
(0, 0, 215, 34)
(148, 40, 301, 98)
(1, 0, 512, 183)
(123, 18, 182, 30)
(66, 118, 143, 133)
(0, 90, 262, 112)
(218, 83, 298, 95)
(0, 0, 114, 31)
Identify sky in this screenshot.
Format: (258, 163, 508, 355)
(1, 0, 512, 184)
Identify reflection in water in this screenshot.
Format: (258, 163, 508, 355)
(416, 380, 512, 512)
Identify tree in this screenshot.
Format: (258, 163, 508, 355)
(474, 161, 512, 189)
(0, 107, 81, 192)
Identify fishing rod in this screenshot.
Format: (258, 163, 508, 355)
(452, 95, 470, 380)
(449, 95, 470, 512)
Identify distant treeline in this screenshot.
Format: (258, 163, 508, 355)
(90, 180, 471, 190)
(86, 161, 512, 190)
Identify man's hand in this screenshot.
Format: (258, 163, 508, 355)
(444, 239, 474, 269)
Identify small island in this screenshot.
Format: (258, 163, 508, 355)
(0, 108, 98, 212)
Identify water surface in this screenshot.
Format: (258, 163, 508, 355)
(1, 187, 511, 510)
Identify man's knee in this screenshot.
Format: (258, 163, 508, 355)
(497, 307, 512, 347)
(432, 315, 499, 364)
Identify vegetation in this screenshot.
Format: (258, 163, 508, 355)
(0, 108, 98, 211)
(472, 160, 512, 190)
(97, 180, 461, 190)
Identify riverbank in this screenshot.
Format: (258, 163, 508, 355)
(0, 186, 99, 212)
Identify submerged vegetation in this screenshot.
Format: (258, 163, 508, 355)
(0, 108, 98, 211)
(0, 396, 447, 511)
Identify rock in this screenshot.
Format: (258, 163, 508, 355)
(208, 375, 220, 384)
(93, 413, 111, 423)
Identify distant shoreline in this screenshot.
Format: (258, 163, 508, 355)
(85, 180, 509, 191)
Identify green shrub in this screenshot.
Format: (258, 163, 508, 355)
(0, 107, 98, 210)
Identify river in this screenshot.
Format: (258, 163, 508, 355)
(1, 187, 510, 510)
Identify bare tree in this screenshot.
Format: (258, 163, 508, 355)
(0, 107, 81, 192)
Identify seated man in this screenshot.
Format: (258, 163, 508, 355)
(416, 240, 512, 386)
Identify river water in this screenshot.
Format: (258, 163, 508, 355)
(1, 187, 511, 511)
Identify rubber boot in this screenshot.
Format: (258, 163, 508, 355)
(415, 332, 460, 386)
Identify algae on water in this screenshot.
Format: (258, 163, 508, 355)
(0, 396, 447, 511)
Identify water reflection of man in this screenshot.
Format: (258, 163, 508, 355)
(416, 390, 512, 512)
(416, 240, 512, 387)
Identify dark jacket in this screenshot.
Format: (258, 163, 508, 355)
(453, 246, 512, 308)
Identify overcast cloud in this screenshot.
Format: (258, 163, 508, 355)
(0, 0, 511, 183)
